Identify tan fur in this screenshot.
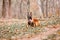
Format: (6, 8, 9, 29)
(32, 18, 40, 27)
(27, 18, 40, 27)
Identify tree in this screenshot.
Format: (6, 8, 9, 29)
(2, 0, 10, 18)
(40, 0, 44, 17)
(0, 0, 3, 18)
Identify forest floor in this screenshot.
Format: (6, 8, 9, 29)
(0, 18, 60, 40)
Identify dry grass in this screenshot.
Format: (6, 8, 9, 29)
(0, 18, 60, 40)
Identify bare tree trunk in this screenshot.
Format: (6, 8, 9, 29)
(5, 0, 10, 18)
(9, 0, 11, 18)
(27, 0, 30, 17)
(2, 0, 6, 18)
(40, 0, 44, 18)
(20, 0, 23, 19)
(37, 0, 43, 19)
(27, 0, 30, 13)
(59, 0, 60, 17)
(57, 0, 60, 17)
(2, 0, 10, 19)
(0, 0, 3, 18)
(46, 0, 48, 18)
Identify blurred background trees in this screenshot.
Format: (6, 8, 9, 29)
(0, 0, 60, 19)
(40, 0, 60, 18)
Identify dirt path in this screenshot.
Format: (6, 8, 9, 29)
(30, 27, 60, 40)
(22, 25, 60, 40)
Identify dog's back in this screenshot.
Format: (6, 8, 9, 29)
(32, 18, 40, 26)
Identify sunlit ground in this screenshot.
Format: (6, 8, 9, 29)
(0, 17, 60, 40)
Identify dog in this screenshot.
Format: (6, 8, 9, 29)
(28, 18, 40, 27)
(27, 12, 40, 27)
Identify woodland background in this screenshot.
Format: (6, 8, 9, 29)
(0, 0, 60, 19)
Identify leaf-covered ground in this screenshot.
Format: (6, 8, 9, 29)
(0, 18, 60, 40)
